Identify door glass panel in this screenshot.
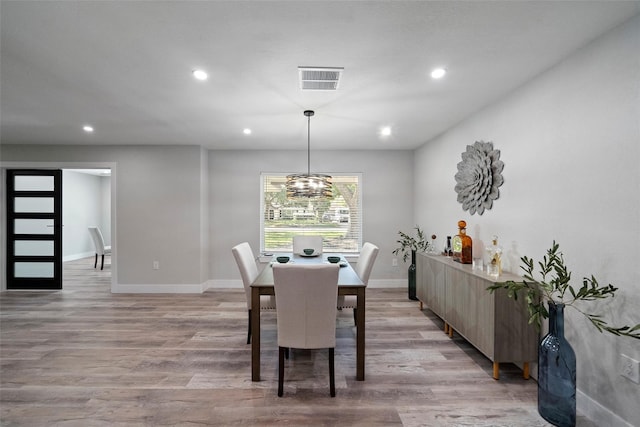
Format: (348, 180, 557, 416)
(14, 197, 54, 213)
(14, 219, 54, 234)
(15, 240, 54, 256)
(14, 262, 54, 278)
(14, 175, 55, 191)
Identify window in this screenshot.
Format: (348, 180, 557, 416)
(261, 173, 362, 253)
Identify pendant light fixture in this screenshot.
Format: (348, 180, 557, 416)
(286, 110, 333, 199)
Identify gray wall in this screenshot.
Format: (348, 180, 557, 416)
(208, 149, 414, 287)
(1, 146, 412, 289)
(101, 174, 112, 242)
(414, 16, 639, 426)
(1, 145, 208, 291)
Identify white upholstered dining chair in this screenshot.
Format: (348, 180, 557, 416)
(88, 226, 111, 270)
(292, 235, 323, 255)
(232, 242, 276, 344)
(337, 242, 379, 324)
(273, 263, 340, 397)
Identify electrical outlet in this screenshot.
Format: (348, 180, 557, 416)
(620, 354, 640, 384)
(153, 260, 160, 270)
(392, 258, 398, 267)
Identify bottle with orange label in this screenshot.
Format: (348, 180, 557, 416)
(452, 220, 472, 264)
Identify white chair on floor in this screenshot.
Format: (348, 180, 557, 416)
(273, 263, 340, 397)
(88, 226, 111, 270)
(337, 242, 379, 324)
(232, 242, 276, 344)
(292, 235, 323, 256)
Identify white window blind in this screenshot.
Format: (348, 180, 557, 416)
(260, 173, 362, 253)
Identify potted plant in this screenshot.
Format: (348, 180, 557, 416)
(488, 241, 639, 427)
(393, 226, 431, 301)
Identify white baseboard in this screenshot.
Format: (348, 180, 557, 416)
(112, 283, 205, 293)
(112, 279, 405, 293)
(367, 279, 405, 288)
(207, 280, 242, 289)
(577, 389, 634, 427)
(63, 251, 94, 262)
(205, 279, 406, 290)
(108, 280, 405, 293)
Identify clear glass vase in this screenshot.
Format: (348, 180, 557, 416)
(538, 302, 576, 427)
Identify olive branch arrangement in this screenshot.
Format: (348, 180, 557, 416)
(487, 241, 640, 339)
(392, 226, 430, 262)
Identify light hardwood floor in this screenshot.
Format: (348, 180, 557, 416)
(1, 258, 596, 426)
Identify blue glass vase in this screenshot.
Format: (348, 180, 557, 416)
(538, 302, 576, 427)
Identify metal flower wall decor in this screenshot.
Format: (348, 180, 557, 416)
(454, 141, 504, 215)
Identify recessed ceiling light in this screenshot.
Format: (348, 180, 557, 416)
(243, 128, 252, 135)
(380, 126, 392, 137)
(83, 125, 94, 133)
(431, 68, 447, 79)
(192, 69, 208, 81)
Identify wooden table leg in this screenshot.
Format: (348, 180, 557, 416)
(251, 286, 261, 382)
(492, 361, 500, 380)
(523, 362, 530, 379)
(419, 301, 423, 310)
(356, 287, 365, 381)
(444, 322, 449, 334)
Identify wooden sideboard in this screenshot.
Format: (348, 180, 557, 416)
(416, 252, 538, 380)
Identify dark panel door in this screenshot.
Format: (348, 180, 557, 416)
(6, 170, 63, 290)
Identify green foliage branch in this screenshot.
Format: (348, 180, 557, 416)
(487, 241, 640, 339)
(393, 226, 429, 263)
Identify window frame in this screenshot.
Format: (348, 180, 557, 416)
(260, 172, 363, 254)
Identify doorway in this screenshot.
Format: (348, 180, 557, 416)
(1, 163, 116, 291)
(62, 169, 112, 271)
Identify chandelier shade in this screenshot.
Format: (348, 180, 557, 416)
(286, 110, 333, 199)
(285, 173, 333, 199)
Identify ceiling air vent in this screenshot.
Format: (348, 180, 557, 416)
(298, 67, 344, 91)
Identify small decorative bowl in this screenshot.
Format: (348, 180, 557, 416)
(327, 256, 341, 264)
(303, 248, 315, 255)
(276, 256, 290, 264)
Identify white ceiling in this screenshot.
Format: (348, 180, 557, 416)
(1, 1, 638, 151)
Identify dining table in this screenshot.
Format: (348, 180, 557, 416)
(250, 253, 366, 382)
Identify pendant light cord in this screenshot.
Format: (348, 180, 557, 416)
(304, 110, 314, 176)
(307, 113, 311, 176)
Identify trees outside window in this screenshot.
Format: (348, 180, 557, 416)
(261, 174, 362, 253)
